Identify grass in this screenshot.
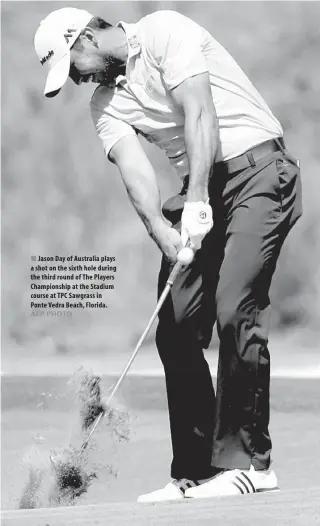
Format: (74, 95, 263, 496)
(2, 408, 320, 524)
(1, 377, 320, 511)
(3, 489, 320, 526)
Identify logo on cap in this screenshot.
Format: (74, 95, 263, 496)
(64, 27, 77, 44)
(199, 211, 207, 220)
(40, 50, 54, 65)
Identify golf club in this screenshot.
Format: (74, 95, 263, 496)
(78, 245, 195, 455)
(49, 244, 195, 499)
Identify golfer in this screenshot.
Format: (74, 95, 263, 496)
(34, 8, 302, 501)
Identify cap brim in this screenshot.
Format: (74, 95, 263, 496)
(44, 52, 70, 98)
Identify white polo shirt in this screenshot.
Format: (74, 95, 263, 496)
(90, 10, 283, 179)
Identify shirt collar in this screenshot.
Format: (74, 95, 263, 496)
(116, 21, 141, 60)
(115, 22, 141, 85)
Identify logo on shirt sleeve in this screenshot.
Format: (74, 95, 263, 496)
(128, 35, 140, 50)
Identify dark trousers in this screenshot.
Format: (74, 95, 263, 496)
(156, 146, 302, 480)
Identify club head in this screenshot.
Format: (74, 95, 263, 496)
(49, 454, 57, 469)
(80, 375, 105, 431)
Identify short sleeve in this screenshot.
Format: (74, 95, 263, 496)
(145, 11, 209, 90)
(90, 95, 136, 159)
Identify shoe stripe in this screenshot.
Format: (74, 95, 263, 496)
(231, 481, 245, 494)
(256, 487, 279, 493)
(176, 479, 198, 493)
(179, 481, 188, 493)
(240, 472, 256, 493)
(235, 475, 250, 494)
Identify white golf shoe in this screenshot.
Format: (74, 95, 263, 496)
(185, 465, 279, 499)
(137, 478, 200, 503)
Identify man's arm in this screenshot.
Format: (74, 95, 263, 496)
(171, 72, 218, 203)
(144, 11, 218, 248)
(109, 135, 183, 262)
(170, 72, 217, 248)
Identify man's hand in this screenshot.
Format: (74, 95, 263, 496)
(181, 201, 213, 250)
(151, 219, 184, 264)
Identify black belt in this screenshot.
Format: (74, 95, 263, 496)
(215, 137, 286, 174)
(181, 137, 286, 194)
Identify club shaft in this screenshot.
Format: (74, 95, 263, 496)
(107, 260, 183, 403)
(79, 260, 184, 454)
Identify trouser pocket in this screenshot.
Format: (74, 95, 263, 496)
(275, 155, 303, 226)
(162, 194, 186, 226)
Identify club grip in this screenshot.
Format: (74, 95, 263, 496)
(166, 241, 195, 287)
(166, 260, 184, 286)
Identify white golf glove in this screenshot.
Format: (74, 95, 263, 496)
(181, 201, 213, 250)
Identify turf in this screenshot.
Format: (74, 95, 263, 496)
(2, 487, 320, 526)
(1, 376, 320, 523)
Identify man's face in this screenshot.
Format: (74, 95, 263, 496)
(69, 36, 124, 88)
